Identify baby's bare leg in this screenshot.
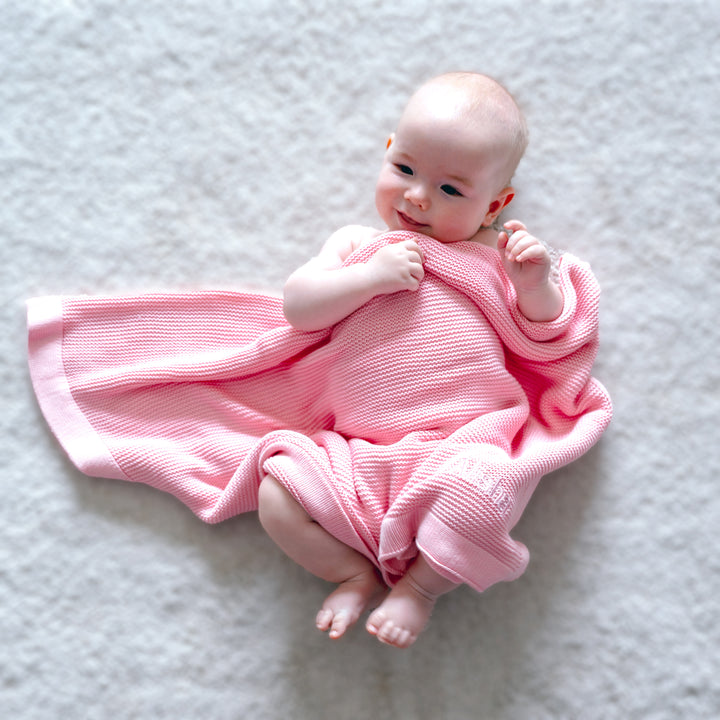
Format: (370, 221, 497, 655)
(258, 475, 386, 639)
(366, 553, 459, 648)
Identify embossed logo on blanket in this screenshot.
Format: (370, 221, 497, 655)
(437, 454, 512, 517)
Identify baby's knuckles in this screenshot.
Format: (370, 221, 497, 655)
(366, 243, 422, 294)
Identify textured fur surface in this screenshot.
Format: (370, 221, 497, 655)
(4, 2, 718, 718)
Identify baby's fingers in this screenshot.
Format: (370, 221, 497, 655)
(498, 221, 525, 250)
(506, 236, 548, 264)
(502, 229, 529, 258)
(402, 239, 425, 263)
(502, 220, 527, 235)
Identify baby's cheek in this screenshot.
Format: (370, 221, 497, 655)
(437, 214, 478, 243)
(375, 177, 397, 220)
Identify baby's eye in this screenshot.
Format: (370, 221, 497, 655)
(395, 164, 413, 175)
(441, 184, 463, 197)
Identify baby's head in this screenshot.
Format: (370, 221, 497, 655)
(375, 72, 528, 243)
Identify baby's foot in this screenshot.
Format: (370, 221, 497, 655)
(316, 569, 387, 640)
(365, 573, 437, 648)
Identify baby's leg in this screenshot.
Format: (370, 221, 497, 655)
(366, 553, 459, 649)
(258, 475, 386, 639)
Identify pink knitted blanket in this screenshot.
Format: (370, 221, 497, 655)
(27, 231, 611, 591)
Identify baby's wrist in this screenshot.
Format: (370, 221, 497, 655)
(360, 258, 393, 296)
(515, 277, 557, 297)
(353, 262, 388, 300)
(515, 280, 563, 322)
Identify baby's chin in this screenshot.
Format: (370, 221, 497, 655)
(384, 213, 479, 244)
(385, 220, 446, 243)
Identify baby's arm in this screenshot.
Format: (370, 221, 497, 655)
(498, 220, 564, 322)
(283, 225, 425, 331)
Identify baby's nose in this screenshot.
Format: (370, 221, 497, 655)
(405, 184, 429, 209)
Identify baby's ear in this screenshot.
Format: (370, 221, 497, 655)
(484, 186, 515, 224)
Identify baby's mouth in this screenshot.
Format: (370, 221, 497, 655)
(397, 210, 427, 230)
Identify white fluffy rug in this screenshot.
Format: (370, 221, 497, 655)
(3, 2, 718, 718)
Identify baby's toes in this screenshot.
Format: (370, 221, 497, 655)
(366, 611, 416, 649)
(378, 622, 414, 649)
(317, 607, 353, 639)
(365, 608, 385, 637)
(328, 610, 352, 639)
(315, 607, 334, 632)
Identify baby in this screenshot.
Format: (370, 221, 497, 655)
(257, 72, 563, 648)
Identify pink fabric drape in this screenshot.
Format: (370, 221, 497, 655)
(28, 231, 611, 591)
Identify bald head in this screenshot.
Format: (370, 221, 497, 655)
(400, 72, 528, 187)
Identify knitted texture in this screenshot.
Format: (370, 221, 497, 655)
(27, 231, 612, 591)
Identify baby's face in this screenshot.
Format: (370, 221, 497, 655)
(375, 98, 511, 244)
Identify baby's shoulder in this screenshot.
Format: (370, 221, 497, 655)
(324, 225, 384, 260)
(329, 224, 383, 248)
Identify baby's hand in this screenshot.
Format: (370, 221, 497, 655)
(497, 220, 552, 293)
(365, 240, 425, 295)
